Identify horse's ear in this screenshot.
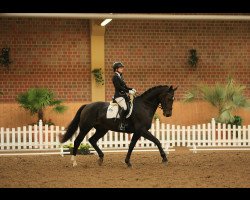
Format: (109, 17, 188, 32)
(174, 86, 178, 91)
(169, 85, 173, 90)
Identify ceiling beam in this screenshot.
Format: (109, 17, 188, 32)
(1, 13, 250, 21)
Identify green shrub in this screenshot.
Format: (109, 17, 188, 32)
(228, 115, 243, 127)
(63, 143, 92, 155)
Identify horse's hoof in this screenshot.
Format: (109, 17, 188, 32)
(126, 163, 132, 168)
(71, 155, 75, 161)
(162, 159, 168, 165)
(162, 160, 168, 166)
(72, 161, 77, 167)
(162, 157, 168, 165)
(98, 158, 103, 166)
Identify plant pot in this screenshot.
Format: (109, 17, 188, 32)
(69, 148, 91, 155)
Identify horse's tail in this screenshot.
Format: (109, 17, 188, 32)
(59, 105, 86, 143)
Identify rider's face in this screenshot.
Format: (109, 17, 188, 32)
(117, 67, 124, 73)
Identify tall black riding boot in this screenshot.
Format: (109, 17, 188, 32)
(118, 108, 127, 131)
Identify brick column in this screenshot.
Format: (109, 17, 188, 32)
(90, 20, 106, 102)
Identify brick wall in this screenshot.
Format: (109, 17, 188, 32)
(0, 18, 91, 102)
(105, 20, 250, 101)
(1, 18, 250, 103)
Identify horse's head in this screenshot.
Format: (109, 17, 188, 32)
(160, 85, 177, 117)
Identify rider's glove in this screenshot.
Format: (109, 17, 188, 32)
(129, 90, 136, 95)
(132, 88, 137, 93)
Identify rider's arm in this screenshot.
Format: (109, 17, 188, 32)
(113, 76, 130, 93)
(124, 84, 133, 91)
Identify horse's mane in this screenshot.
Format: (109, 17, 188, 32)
(138, 85, 169, 98)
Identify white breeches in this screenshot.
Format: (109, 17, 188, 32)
(115, 97, 127, 110)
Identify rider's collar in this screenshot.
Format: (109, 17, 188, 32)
(115, 72, 122, 78)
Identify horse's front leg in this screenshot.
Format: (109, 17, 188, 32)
(125, 133, 140, 168)
(141, 130, 168, 165)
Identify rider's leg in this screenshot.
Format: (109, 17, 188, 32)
(119, 108, 127, 130)
(115, 97, 127, 131)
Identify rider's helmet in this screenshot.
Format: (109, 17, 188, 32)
(113, 62, 124, 72)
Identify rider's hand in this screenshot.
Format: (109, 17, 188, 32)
(129, 90, 136, 95)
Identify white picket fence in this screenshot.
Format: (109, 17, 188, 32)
(0, 118, 249, 156)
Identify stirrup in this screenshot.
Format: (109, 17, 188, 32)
(119, 123, 126, 131)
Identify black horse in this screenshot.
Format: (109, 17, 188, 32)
(60, 85, 177, 167)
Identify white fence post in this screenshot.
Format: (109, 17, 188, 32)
(237, 126, 242, 146)
(34, 124, 38, 148)
(44, 124, 49, 149)
(187, 126, 191, 147)
(28, 125, 32, 149)
(176, 125, 180, 146)
(243, 126, 246, 146)
(114, 131, 118, 148)
(166, 124, 170, 147)
(222, 123, 226, 146)
(171, 124, 175, 147)
(17, 127, 21, 150)
(197, 124, 201, 146)
(161, 122, 165, 148)
(22, 126, 27, 149)
(6, 128, 10, 150)
(227, 124, 232, 146)
(232, 125, 237, 146)
(192, 125, 196, 147)
(202, 124, 206, 146)
(217, 123, 222, 146)
(50, 125, 54, 149)
(181, 126, 185, 147)
(211, 118, 216, 146)
(12, 128, 15, 150)
(0, 127, 4, 150)
(39, 120, 43, 149)
(207, 122, 211, 146)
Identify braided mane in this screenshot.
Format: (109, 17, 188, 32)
(139, 85, 169, 98)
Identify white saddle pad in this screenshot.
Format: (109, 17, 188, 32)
(106, 102, 133, 119)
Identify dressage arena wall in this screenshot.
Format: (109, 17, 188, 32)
(1, 17, 250, 127)
(1, 101, 250, 128)
(0, 119, 249, 156)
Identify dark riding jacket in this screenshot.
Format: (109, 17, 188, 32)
(112, 72, 132, 100)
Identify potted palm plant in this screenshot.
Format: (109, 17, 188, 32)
(16, 88, 67, 124)
(183, 77, 250, 138)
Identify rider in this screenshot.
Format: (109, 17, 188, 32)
(112, 62, 136, 131)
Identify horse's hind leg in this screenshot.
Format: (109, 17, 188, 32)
(125, 133, 141, 168)
(88, 127, 108, 166)
(71, 126, 92, 167)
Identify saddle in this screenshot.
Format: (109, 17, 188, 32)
(106, 94, 134, 119)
